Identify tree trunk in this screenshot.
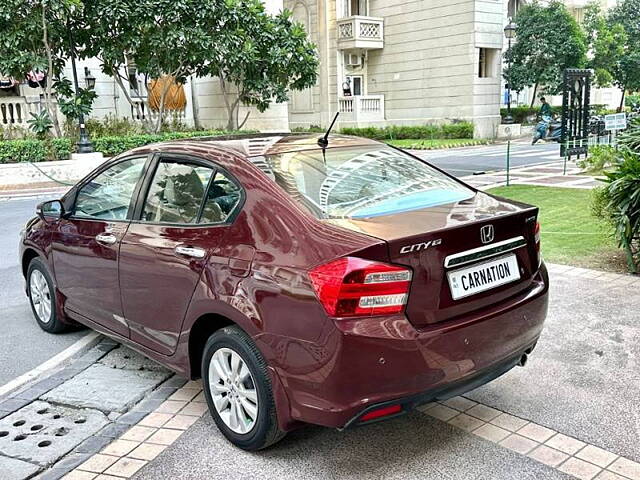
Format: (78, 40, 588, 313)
(619, 87, 626, 113)
(154, 77, 173, 134)
(219, 76, 238, 131)
(41, 5, 61, 137)
(112, 68, 153, 132)
(530, 83, 539, 109)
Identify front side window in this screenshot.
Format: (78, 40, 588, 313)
(256, 147, 474, 219)
(74, 157, 146, 220)
(142, 160, 214, 224)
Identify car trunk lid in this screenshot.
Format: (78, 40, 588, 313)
(327, 192, 540, 329)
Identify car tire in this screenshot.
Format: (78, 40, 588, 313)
(201, 325, 286, 450)
(27, 258, 68, 333)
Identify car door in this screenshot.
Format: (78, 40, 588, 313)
(119, 154, 244, 355)
(51, 156, 149, 337)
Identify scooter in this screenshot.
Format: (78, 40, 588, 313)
(532, 115, 562, 145)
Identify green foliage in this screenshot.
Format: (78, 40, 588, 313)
(340, 123, 474, 141)
(500, 106, 561, 124)
(0, 129, 244, 163)
(584, 0, 640, 106)
(625, 94, 640, 108)
(81, 0, 319, 132)
(54, 77, 98, 121)
(617, 118, 640, 151)
(578, 145, 620, 174)
(27, 111, 53, 139)
(505, 1, 587, 96)
(598, 151, 640, 272)
(92, 130, 228, 156)
(0, 139, 48, 163)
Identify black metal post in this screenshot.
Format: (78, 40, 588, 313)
(67, 22, 93, 153)
(504, 37, 514, 125)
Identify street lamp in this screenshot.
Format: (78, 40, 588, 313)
(84, 67, 96, 90)
(503, 21, 517, 125)
(67, 17, 94, 153)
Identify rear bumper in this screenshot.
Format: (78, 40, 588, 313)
(274, 264, 549, 429)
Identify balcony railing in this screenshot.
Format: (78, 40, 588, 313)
(0, 98, 35, 128)
(337, 16, 384, 51)
(338, 95, 385, 124)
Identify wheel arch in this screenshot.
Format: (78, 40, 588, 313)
(22, 248, 41, 278)
(188, 313, 236, 380)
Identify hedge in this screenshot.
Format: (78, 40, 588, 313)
(0, 130, 231, 163)
(340, 122, 474, 140)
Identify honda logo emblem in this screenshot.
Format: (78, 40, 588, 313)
(480, 225, 494, 244)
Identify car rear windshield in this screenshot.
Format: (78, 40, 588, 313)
(253, 146, 474, 219)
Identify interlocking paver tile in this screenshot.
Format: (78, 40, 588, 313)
(473, 423, 510, 442)
(518, 423, 556, 442)
(575, 445, 618, 468)
(545, 433, 586, 455)
(499, 434, 539, 455)
(608, 457, 640, 480)
(78, 454, 119, 473)
(104, 457, 147, 477)
(425, 404, 458, 421)
(559, 457, 603, 480)
(466, 404, 502, 422)
(527, 445, 569, 467)
(447, 413, 484, 432)
(491, 413, 529, 432)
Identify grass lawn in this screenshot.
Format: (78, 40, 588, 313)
(386, 138, 491, 149)
(487, 185, 627, 272)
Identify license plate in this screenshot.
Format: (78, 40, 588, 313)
(447, 254, 520, 300)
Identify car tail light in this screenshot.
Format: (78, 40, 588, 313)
(308, 257, 412, 317)
(359, 404, 402, 422)
(534, 222, 541, 265)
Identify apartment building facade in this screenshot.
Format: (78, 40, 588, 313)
(285, 0, 507, 138)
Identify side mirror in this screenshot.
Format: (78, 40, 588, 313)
(36, 200, 65, 222)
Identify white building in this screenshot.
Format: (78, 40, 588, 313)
(1, 0, 510, 139)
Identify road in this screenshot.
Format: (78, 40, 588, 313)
(413, 141, 561, 177)
(0, 196, 85, 387)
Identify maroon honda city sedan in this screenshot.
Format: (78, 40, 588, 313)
(20, 133, 548, 450)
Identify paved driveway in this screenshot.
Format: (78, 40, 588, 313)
(415, 142, 560, 177)
(129, 266, 640, 480)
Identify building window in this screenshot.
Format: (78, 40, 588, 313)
(508, 0, 522, 19)
(344, 0, 367, 17)
(478, 48, 498, 78)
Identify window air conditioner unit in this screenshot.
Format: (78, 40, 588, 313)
(345, 53, 362, 67)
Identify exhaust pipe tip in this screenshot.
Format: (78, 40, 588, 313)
(518, 353, 528, 367)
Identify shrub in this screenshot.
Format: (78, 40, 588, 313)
(0, 129, 239, 163)
(500, 106, 561, 125)
(0, 139, 49, 163)
(340, 122, 475, 140)
(625, 94, 640, 109)
(578, 145, 619, 174)
(597, 151, 640, 273)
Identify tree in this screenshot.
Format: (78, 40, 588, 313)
(583, 1, 640, 110)
(0, 0, 71, 136)
(82, 0, 318, 132)
(80, 0, 227, 133)
(504, 1, 587, 107)
(197, 0, 319, 131)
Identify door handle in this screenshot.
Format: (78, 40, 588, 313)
(175, 246, 206, 259)
(95, 233, 117, 245)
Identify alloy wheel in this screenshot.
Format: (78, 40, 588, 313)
(29, 270, 52, 325)
(208, 347, 259, 434)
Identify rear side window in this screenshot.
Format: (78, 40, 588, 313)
(142, 161, 213, 224)
(199, 171, 242, 224)
(255, 147, 473, 219)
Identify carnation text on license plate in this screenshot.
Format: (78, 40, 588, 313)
(447, 254, 520, 300)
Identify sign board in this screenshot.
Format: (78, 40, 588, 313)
(604, 113, 627, 131)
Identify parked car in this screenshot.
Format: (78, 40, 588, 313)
(20, 134, 548, 450)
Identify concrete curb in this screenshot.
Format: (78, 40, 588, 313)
(0, 332, 102, 400)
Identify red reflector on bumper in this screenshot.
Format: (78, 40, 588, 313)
(360, 404, 402, 422)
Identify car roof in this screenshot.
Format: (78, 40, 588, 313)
(128, 133, 381, 159)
